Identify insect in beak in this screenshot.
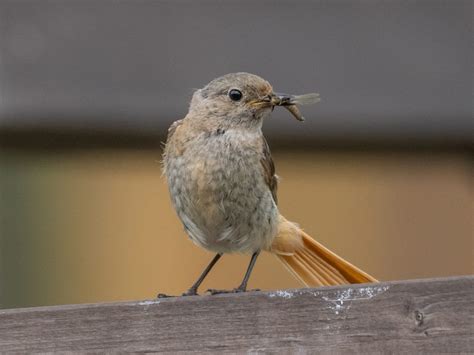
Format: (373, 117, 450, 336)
(268, 92, 321, 121)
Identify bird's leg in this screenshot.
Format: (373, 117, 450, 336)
(235, 250, 260, 292)
(158, 253, 222, 298)
(208, 251, 260, 295)
(182, 253, 222, 296)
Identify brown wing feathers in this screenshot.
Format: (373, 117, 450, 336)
(260, 136, 278, 205)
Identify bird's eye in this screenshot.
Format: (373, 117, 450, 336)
(228, 89, 243, 101)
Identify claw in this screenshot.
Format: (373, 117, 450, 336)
(157, 288, 199, 298)
(207, 288, 239, 295)
(207, 288, 260, 295)
(182, 288, 199, 297)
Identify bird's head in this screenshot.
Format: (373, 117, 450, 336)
(188, 73, 320, 129)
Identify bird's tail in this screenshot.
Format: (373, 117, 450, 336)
(269, 215, 377, 286)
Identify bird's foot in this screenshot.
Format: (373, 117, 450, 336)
(207, 287, 260, 295)
(157, 287, 199, 298)
(181, 288, 199, 297)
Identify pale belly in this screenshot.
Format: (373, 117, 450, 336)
(165, 130, 279, 253)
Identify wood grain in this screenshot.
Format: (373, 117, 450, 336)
(0, 276, 472, 353)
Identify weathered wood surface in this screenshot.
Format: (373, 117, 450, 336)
(0, 276, 472, 353)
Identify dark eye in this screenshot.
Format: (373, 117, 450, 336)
(228, 89, 242, 101)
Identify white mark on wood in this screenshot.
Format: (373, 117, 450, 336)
(137, 300, 161, 306)
(268, 290, 296, 299)
(322, 286, 389, 315)
(266, 286, 388, 313)
(304, 290, 321, 297)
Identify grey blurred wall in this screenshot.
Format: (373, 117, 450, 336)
(0, 0, 472, 145)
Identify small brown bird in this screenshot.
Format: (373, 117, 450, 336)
(163, 73, 377, 296)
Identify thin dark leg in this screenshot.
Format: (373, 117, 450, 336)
(208, 250, 261, 295)
(236, 250, 260, 291)
(158, 253, 222, 298)
(181, 253, 222, 296)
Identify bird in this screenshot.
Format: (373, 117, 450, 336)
(162, 72, 377, 296)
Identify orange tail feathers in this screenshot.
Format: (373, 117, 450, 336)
(269, 216, 377, 287)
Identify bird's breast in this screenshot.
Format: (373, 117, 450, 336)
(165, 128, 278, 253)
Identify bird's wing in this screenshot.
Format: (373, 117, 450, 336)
(260, 136, 278, 205)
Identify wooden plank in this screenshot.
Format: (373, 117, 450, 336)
(0, 276, 472, 353)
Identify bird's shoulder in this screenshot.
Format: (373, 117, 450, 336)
(166, 119, 185, 142)
(163, 118, 188, 159)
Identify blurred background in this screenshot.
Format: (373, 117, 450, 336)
(0, 0, 472, 309)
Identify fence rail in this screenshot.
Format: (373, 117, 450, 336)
(0, 276, 472, 352)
